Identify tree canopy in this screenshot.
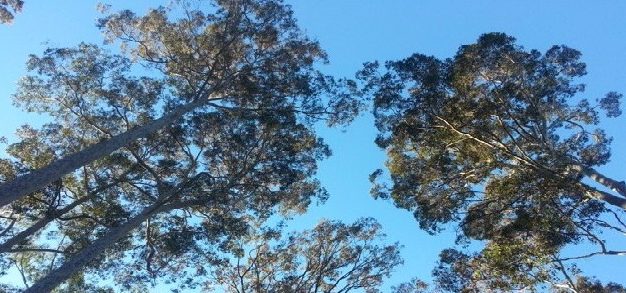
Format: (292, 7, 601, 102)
(0, 0, 362, 291)
(1, 1, 625, 292)
(362, 33, 625, 291)
(0, 0, 360, 208)
(210, 218, 402, 293)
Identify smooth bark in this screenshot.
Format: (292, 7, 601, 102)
(585, 189, 626, 210)
(24, 200, 174, 293)
(577, 165, 626, 197)
(0, 174, 128, 253)
(569, 165, 626, 210)
(0, 194, 94, 253)
(0, 99, 204, 208)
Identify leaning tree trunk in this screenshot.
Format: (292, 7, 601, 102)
(571, 165, 626, 210)
(25, 170, 213, 291)
(0, 99, 205, 208)
(0, 194, 94, 253)
(0, 174, 128, 253)
(584, 189, 626, 210)
(24, 200, 174, 293)
(576, 165, 626, 197)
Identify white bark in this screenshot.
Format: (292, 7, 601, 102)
(585, 189, 626, 210)
(0, 194, 94, 253)
(577, 166, 626, 197)
(24, 200, 174, 293)
(0, 99, 204, 208)
(570, 165, 626, 210)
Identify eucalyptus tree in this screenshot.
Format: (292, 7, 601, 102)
(0, 0, 360, 291)
(558, 277, 626, 293)
(210, 218, 402, 293)
(0, 44, 155, 257)
(431, 249, 626, 293)
(0, 0, 22, 24)
(390, 273, 626, 293)
(360, 33, 625, 291)
(0, 0, 359, 208)
(391, 278, 429, 293)
(18, 108, 332, 292)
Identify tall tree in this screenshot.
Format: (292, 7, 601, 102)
(0, 0, 360, 291)
(431, 248, 626, 293)
(360, 33, 625, 291)
(390, 272, 626, 293)
(209, 218, 403, 293)
(0, 0, 359, 208)
(0, 95, 329, 291)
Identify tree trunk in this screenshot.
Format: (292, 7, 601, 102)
(577, 166, 626, 198)
(0, 194, 94, 253)
(0, 99, 204, 208)
(569, 165, 626, 210)
(585, 189, 626, 210)
(24, 201, 173, 293)
(0, 173, 127, 253)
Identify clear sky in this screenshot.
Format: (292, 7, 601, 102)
(1, 0, 626, 291)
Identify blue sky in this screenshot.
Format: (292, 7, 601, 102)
(1, 0, 625, 291)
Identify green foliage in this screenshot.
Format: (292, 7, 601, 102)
(561, 277, 626, 293)
(361, 33, 626, 291)
(391, 277, 429, 293)
(210, 218, 403, 293)
(0, 0, 361, 291)
(0, 0, 22, 24)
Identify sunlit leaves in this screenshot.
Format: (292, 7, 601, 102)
(211, 218, 403, 293)
(1, 0, 361, 290)
(361, 32, 624, 291)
